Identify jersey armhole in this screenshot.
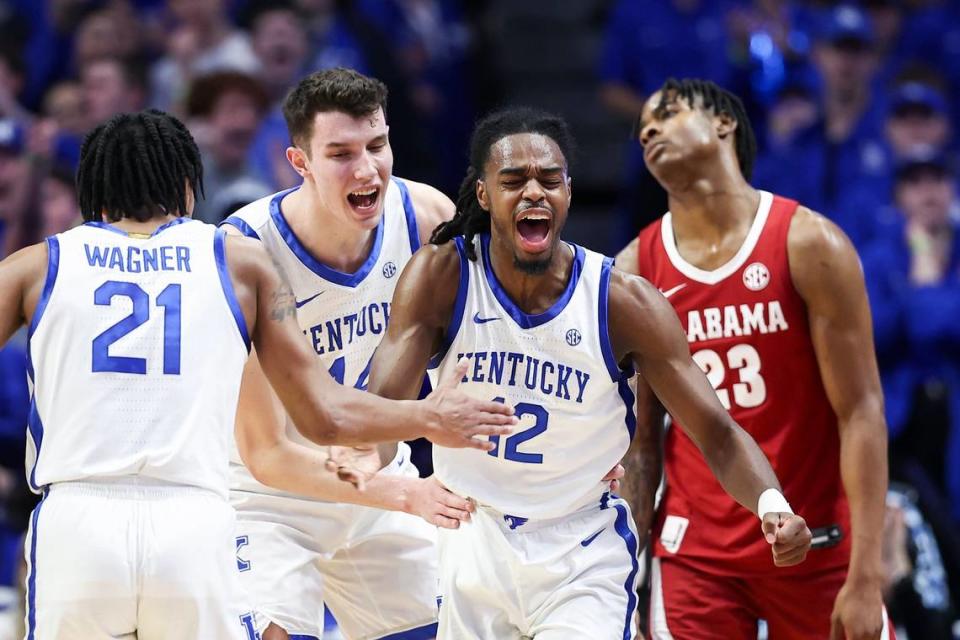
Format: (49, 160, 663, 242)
(213, 229, 252, 352)
(220, 216, 261, 241)
(427, 236, 469, 370)
(26, 236, 60, 382)
(598, 256, 622, 383)
(393, 177, 421, 254)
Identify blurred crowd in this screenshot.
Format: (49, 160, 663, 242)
(0, 0, 958, 638)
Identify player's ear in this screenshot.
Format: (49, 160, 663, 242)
(476, 176, 489, 211)
(286, 146, 310, 178)
(716, 112, 738, 140)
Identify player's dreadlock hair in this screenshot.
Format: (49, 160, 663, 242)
(430, 107, 575, 260)
(76, 109, 204, 223)
(635, 78, 757, 180)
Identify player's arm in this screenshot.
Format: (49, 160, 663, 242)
(0, 243, 46, 347)
(224, 234, 515, 448)
(608, 270, 811, 566)
(619, 376, 664, 550)
(788, 207, 887, 638)
(234, 345, 474, 525)
(368, 242, 462, 401)
(614, 236, 640, 275)
(401, 177, 456, 246)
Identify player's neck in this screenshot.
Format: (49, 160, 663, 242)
(283, 185, 378, 273)
(487, 237, 575, 316)
(106, 214, 182, 236)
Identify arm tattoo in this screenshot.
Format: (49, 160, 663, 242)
(267, 254, 297, 322)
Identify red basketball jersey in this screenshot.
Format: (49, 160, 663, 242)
(637, 191, 850, 575)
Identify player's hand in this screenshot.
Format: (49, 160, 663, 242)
(324, 445, 383, 490)
(404, 475, 476, 529)
(829, 576, 884, 640)
(761, 512, 811, 566)
(424, 357, 517, 450)
(602, 463, 625, 493)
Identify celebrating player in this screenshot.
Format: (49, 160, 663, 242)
(618, 78, 891, 640)
(223, 67, 463, 640)
(0, 109, 515, 639)
(367, 106, 811, 639)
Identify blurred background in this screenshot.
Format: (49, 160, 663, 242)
(0, 1, 958, 638)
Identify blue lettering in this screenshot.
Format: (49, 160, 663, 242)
(160, 246, 174, 271)
(84, 244, 109, 267)
(108, 246, 124, 270)
(126, 247, 141, 273)
(574, 370, 591, 403)
(472, 352, 488, 382)
(176, 246, 191, 272)
(369, 304, 383, 335)
(311, 325, 325, 355)
(142, 247, 158, 272)
(555, 364, 572, 400)
(356, 307, 368, 338)
(381, 302, 391, 326)
(540, 361, 555, 395)
(327, 318, 343, 352)
(506, 352, 523, 386)
(489, 352, 505, 385)
(523, 356, 540, 391)
(344, 314, 358, 343)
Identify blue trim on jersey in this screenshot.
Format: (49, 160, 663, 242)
(428, 236, 469, 369)
(84, 217, 192, 237)
(26, 403, 44, 492)
(214, 229, 252, 352)
(221, 216, 261, 240)
(598, 256, 621, 382)
(393, 177, 420, 254)
(287, 635, 321, 640)
(26, 236, 60, 382)
(479, 234, 585, 329)
(618, 369, 637, 441)
(25, 492, 46, 640)
(269, 186, 386, 287)
(377, 622, 439, 640)
(612, 502, 640, 640)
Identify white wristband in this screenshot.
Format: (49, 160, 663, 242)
(757, 488, 793, 519)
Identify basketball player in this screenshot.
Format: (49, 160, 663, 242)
(0, 109, 515, 639)
(367, 106, 812, 639)
(617, 79, 891, 640)
(222, 66, 457, 640)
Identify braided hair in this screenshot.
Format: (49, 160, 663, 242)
(76, 109, 204, 223)
(430, 107, 575, 260)
(634, 78, 757, 180)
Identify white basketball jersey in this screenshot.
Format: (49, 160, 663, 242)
(25, 219, 250, 497)
(224, 177, 421, 496)
(429, 234, 636, 519)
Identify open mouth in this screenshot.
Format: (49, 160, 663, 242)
(347, 187, 380, 212)
(515, 209, 552, 253)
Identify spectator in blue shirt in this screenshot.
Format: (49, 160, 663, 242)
(862, 150, 960, 522)
(754, 4, 888, 220)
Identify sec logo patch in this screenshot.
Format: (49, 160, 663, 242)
(743, 262, 770, 291)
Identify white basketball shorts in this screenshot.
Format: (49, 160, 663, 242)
(437, 491, 641, 640)
(24, 478, 258, 640)
(232, 443, 439, 640)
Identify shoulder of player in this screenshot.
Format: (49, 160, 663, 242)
(403, 240, 461, 283)
(395, 177, 455, 243)
(606, 268, 678, 356)
(223, 234, 272, 280)
(614, 236, 640, 275)
(1, 240, 49, 289)
(786, 205, 861, 298)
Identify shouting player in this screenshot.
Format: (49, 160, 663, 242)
(367, 106, 812, 639)
(0, 109, 515, 639)
(618, 78, 892, 640)
(222, 67, 477, 640)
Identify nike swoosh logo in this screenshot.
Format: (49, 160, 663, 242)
(581, 528, 605, 547)
(659, 283, 687, 299)
(294, 291, 324, 308)
(473, 312, 500, 324)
